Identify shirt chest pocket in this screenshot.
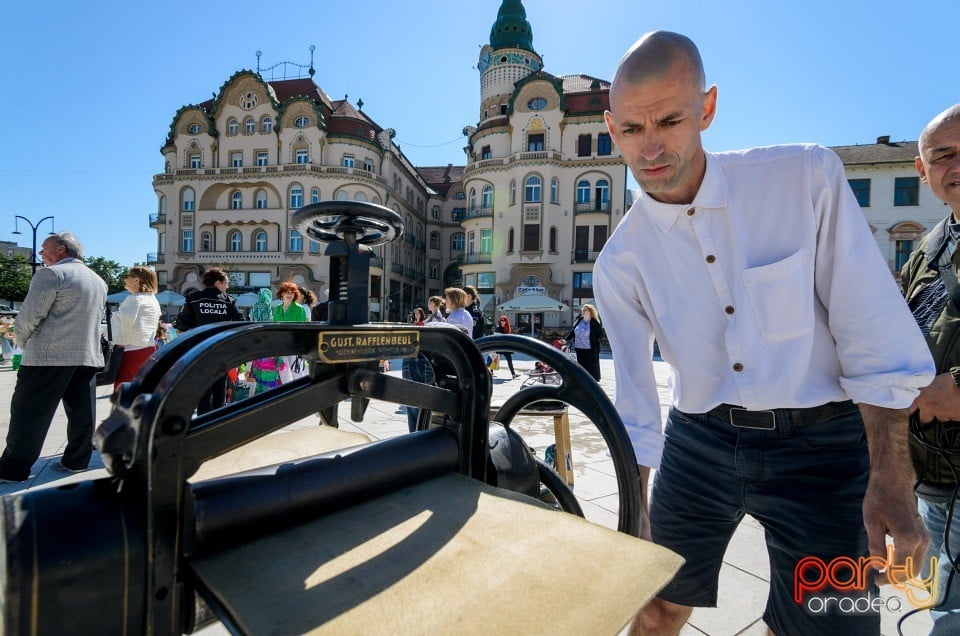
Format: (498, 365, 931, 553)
(739, 248, 814, 342)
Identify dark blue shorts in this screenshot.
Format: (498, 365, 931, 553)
(650, 405, 879, 635)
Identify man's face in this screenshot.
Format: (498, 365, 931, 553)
(39, 239, 66, 266)
(605, 61, 716, 205)
(916, 116, 960, 218)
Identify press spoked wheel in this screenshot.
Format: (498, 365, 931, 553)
(476, 334, 642, 536)
(292, 201, 404, 246)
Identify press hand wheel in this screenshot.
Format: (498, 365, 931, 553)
(292, 201, 404, 247)
(476, 334, 643, 537)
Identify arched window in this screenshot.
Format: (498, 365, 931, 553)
(469, 188, 477, 212)
(372, 195, 381, 205)
(524, 175, 541, 203)
(576, 180, 591, 204)
(159, 195, 167, 214)
(182, 188, 195, 212)
(231, 191, 243, 210)
(335, 191, 349, 201)
(230, 231, 242, 252)
(311, 188, 320, 204)
(507, 227, 515, 252)
(290, 185, 303, 208)
(254, 231, 267, 252)
(256, 189, 268, 209)
(295, 116, 309, 127)
(430, 231, 440, 249)
(289, 229, 303, 252)
(481, 185, 493, 209)
(549, 226, 558, 252)
(354, 192, 367, 202)
(550, 178, 559, 204)
(244, 117, 255, 134)
(509, 179, 516, 205)
(596, 179, 610, 204)
(451, 232, 465, 252)
(227, 118, 238, 135)
(201, 232, 212, 252)
(261, 116, 273, 133)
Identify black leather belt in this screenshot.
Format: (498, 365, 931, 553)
(707, 400, 858, 430)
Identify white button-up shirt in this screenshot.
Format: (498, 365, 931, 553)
(594, 144, 935, 469)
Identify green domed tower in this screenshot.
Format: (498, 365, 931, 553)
(489, 0, 535, 53)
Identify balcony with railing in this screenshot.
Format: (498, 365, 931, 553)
(571, 250, 602, 264)
(391, 262, 404, 275)
(149, 213, 166, 227)
(146, 252, 165, 265)
(463, 205, 494, 221)
(152, 163, 388, 186)
(463, 252, 493, 265)
(370, 256, 384, 268)
(180, 251, 285, 263)
(575, 199, 611, 214)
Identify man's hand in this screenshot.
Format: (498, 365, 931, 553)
(910, 372, 960, 423)
(859, 404, 929, 584)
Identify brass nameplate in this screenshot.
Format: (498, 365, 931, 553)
(317, 330, 420, 364)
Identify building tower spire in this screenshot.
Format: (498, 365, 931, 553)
(489, 0, 535, 53)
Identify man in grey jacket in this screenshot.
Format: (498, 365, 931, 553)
(0, 232, 107, 482)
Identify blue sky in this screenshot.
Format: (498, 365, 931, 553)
(2, 0, 957, 267)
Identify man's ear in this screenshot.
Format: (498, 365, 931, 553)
(700, 86, 718, 132)
(915, 156, 928, 183)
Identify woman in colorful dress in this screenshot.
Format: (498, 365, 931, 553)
(273, 282, 308, 378)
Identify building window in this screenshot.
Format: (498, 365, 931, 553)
(510, 180, 516, 205)
(231, 191, 243, 209)
(430, 231, 440, 249)
(527, 133, 544, 152)
(311, 188, 320, 204)
(363, 159, 374, 172)
(254, 231, 267, 252)
(355, 192, 367, 202)
(596, 180, 610, 206)
(469, 188, 477, 212)
(244, 117, 255, 134)
(255, 190, 267, 209)
(231, 152, 243, 168)
(482, 185, 493, 209)
(342, 154, 355, 168)
(200, 232, 212, 251)
(182, 188, 195, 211)
(467, 231, 476, 254)
(894, 177, 920, 206)
(309, 240, 320, 253)
(431, 206, 441, 221)
(597, 133, 612, 156)
(574, 272, 593, 289)
(189, 154, 201, 169)
(256, 151, 268, 166)
(895, 240, 913, 271)
(430, 262, 440, 279)
(451, 233, 465, 251)
(523, 224, 540, 251)
(295, 116, 309, 128)
(507, 227, 514, 253)
(578, 134, 592, 157)
(549, 226, 558, 252)
(230, 231, 242, 252)
(335, 190, 349, 201)
(525, 175, 541, 203)
(576, 180, 591, 204)
(289, 229, 303, 252)
(290, 186, 303, 209)
(480, 229, 492, 254)
(159, 196, 167, 214)
(500, 104, 507, 115)
(227, 118, 238, 135)
(481, 145, 492, 160)
(188, 123, 202, 135)
(550, 178, 558, 203)
(848, 179, 871, 207)
(182, 230, 194, 253)
(261, 116, 272, 133)
(296, 148, 309, 164)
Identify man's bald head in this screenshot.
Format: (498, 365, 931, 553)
(610, 31, 706, 105)
(919, 104, 960, 161)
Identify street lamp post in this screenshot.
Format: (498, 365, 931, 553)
(12, 215, 55, 275)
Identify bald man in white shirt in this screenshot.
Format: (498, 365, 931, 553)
(595, 31, 934, 636)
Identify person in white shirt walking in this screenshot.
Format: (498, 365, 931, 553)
(111, 266, 162, 390)
(594, 31, 935, 636)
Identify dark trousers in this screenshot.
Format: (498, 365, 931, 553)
(0, 365, 98, 481)
(197, 376, 228, 415)
(402, 355, 436, 433)
(574, 347, 601, 381)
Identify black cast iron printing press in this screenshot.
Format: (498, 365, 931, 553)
(0, 202, 681, 635)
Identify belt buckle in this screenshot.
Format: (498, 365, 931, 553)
(729, 407, 776, 430)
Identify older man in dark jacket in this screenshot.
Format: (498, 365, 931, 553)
(0, 232, 107, 482)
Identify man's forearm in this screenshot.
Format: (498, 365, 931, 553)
(859, 403, 914, 476)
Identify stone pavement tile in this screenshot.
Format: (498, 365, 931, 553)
(724, 521, 770, 581)
(686, 564, 769, 635)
